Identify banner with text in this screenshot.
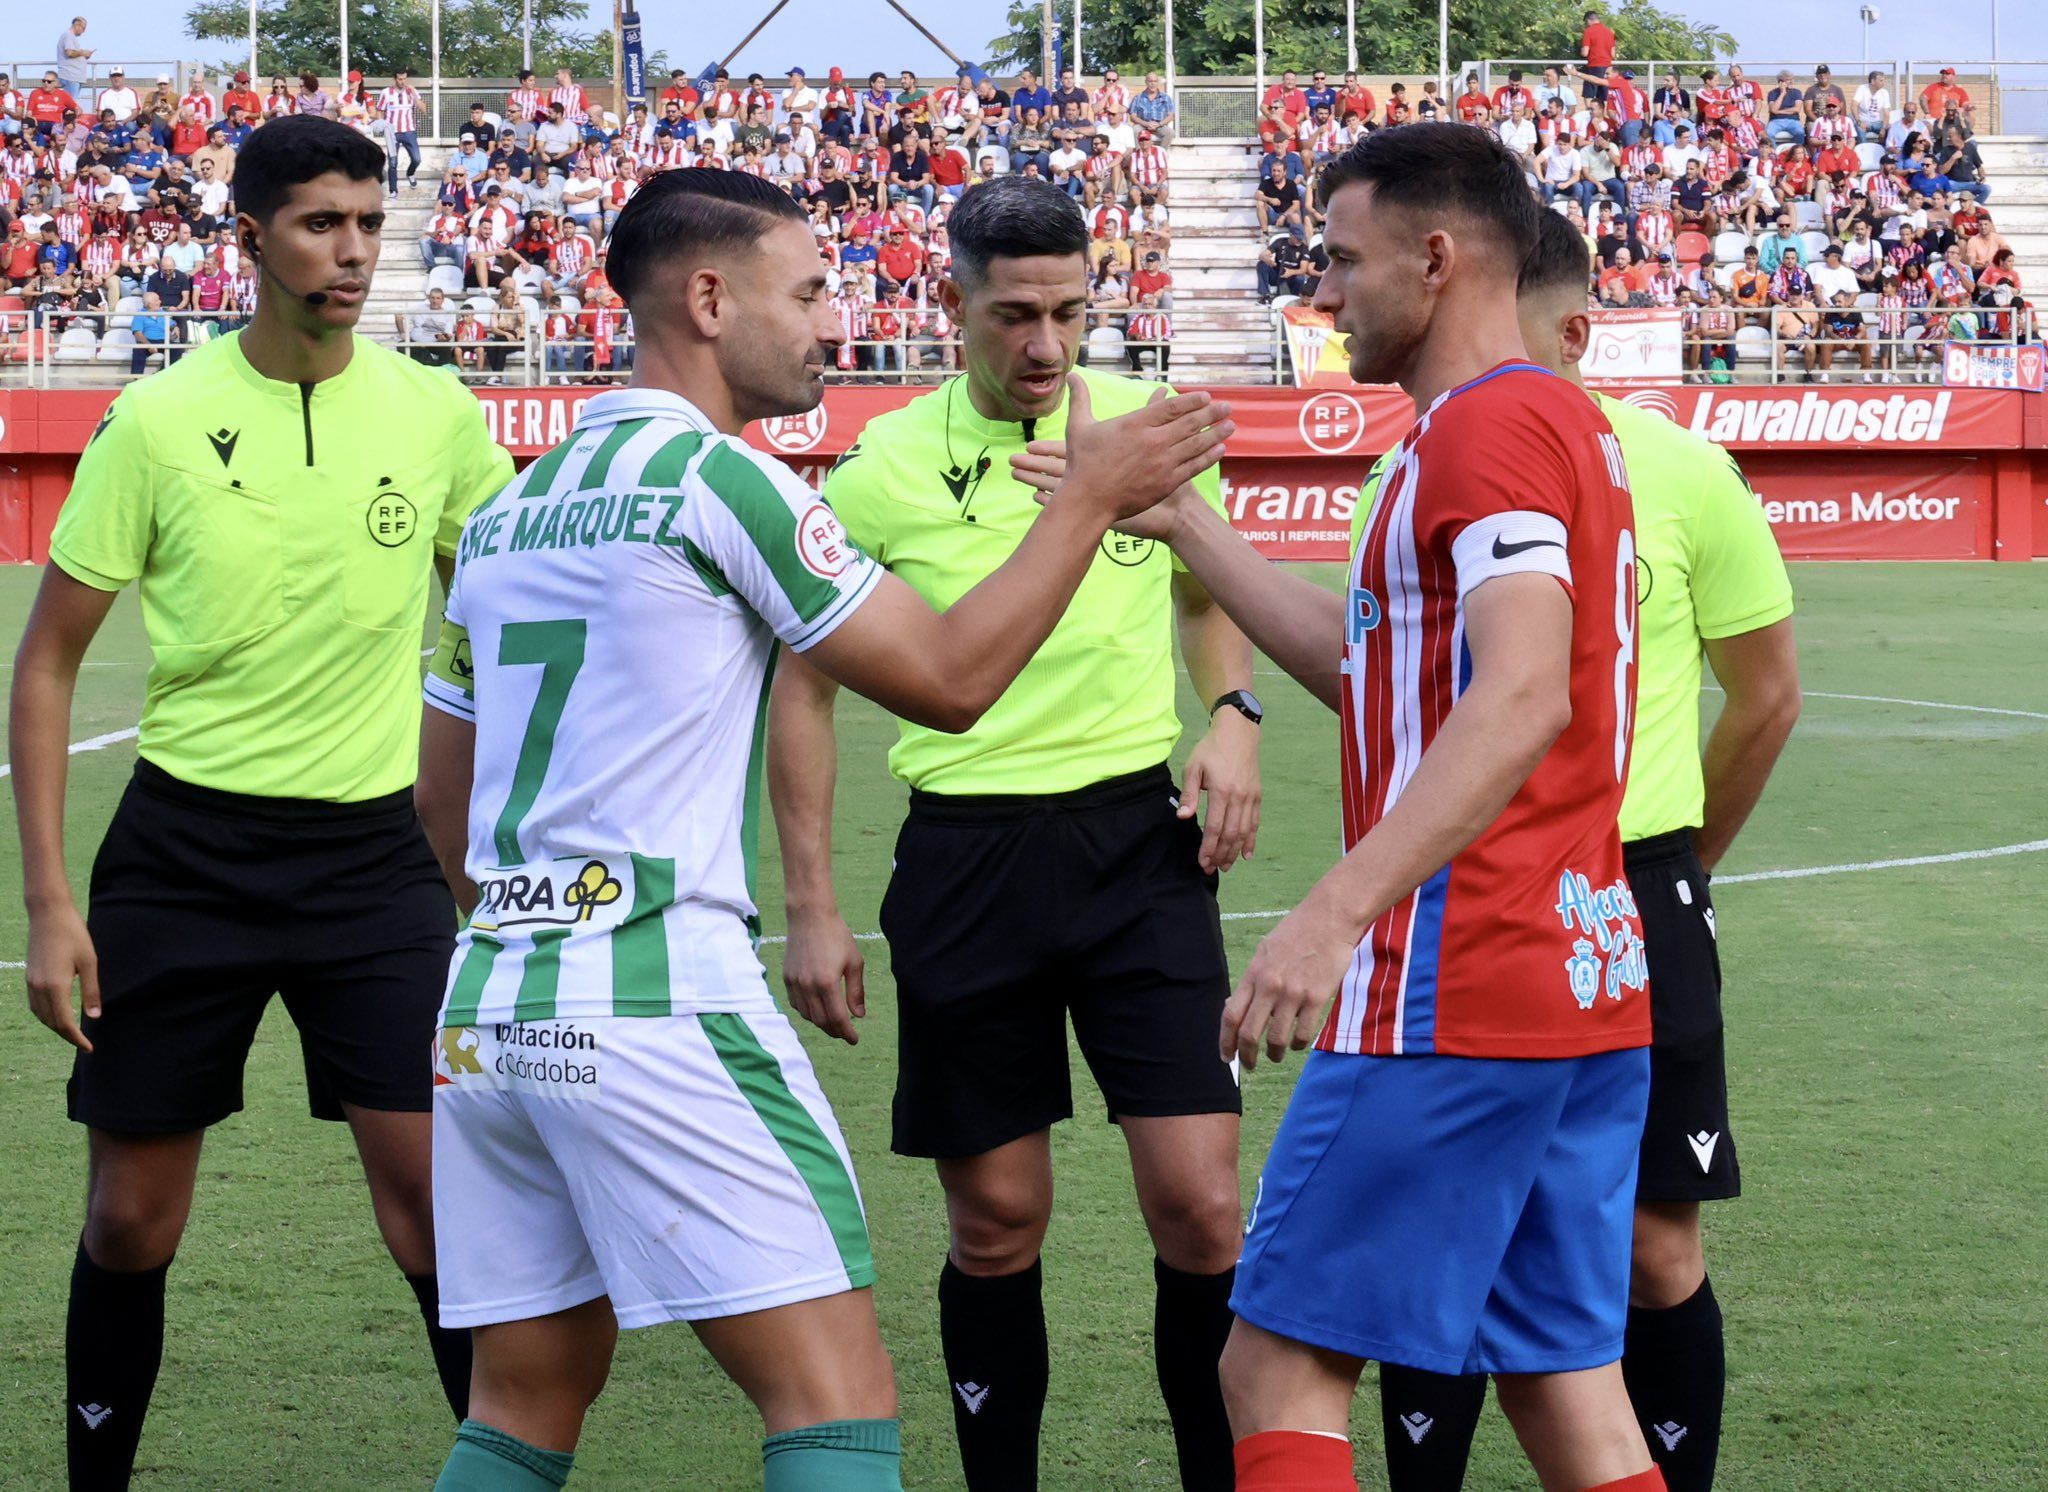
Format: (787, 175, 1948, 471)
(1583, 309, 1685, 384)
(1943, 342, 2046, 392)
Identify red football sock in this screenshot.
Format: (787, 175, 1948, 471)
(1234, 1429, 1357, 1491)
(1582, 1468, 1668, 1492)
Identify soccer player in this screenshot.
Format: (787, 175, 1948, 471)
(769, 174, 1260, 1492)
(412, 168, 1230, 1491)
(10, 115, 511, 1488)
(1016, 124, 1666, 1492)
(1369, 208, 1801, 1492)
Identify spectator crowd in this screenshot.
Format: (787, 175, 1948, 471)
(1250, 19, 2028, 384)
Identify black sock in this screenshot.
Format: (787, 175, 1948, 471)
(938, 1257, 1048, 1492)
(1152, 1258, 1236, 1492)
(68, 1237, 170, 1491)
(1377, 1362, 1486, 1492)
(406, 1273, 473, 1423)
(1622, 1275, 1725, 1492)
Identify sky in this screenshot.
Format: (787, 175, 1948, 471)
(17, 1, 2046, 90)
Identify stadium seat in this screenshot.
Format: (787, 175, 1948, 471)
(1800, 230, 1834, 264)
(1793, 201, 1826, 232)
(466, 295, 497, 313)
(2, 328, 46, 363)
(559, 295, 581, 314)
(97, 327, 136, 362)
(1857, 291, 1880, 308)
(1735, 326, 1773, 366)
(426, 265, 467, 298)
(1713, 230, 1752, 263)
(1086, 325, 1127, 364)
(54, 327, 98, 363)
(1857, 142, 1884, 172)
(1675, 230, 1711, 265)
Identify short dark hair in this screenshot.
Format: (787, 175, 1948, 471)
(232, 114, 384, 224)
(946, 175, 1088, 291)
(1318, 122, 1541, 269)
(604, 166, 806, 306)
(1519, 209, 1595, 298)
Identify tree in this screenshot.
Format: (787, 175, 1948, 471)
(183, 0, 649, 80)
(986, 0, 1734, 79)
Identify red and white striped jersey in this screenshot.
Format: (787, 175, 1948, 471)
(711, 87, 744, 119)
(642, 136, 688, 171)
(180, 89, 216, 122)
(1126, 145, 1168, 190)
(932, 86, 964, 120)
(507, 86, 543, 122)
(1327, 363, 1647, 1060)
(1085, 151, 1117, 182)
(1620, 141, 1663, 177)
(378, 85, 420, 132)
(552, 233, 593, 276)
(1092, 82, 1131, 116)
(266, 91, 298, 116)
(430, 210, 465, 244)
(1865, 171, 1900, 210)
(54, 207, 85, 246)
(82, 234, 118, 277)
(552, 83, 590, 124)
(1087, 203, 1128, 239)
(1634, 209, 1674, 250)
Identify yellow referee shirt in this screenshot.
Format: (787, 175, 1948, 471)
(823, 367, 1227, 794)
(1593, 392, 1793, 842)
(1351, 395, 1793, 842)
(49, 331, 514, 801)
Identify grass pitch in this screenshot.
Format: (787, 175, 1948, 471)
(1, 561, 2043, 1489)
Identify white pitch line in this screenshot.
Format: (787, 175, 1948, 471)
(1700, 684, 2048, 722)
(0, 727, 139, 780)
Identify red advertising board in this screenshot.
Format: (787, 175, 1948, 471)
(2, 382, 2043, 564)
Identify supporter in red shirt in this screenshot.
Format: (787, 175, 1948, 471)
(1383, 84, 1412, 127)
(659, 69, 701, 116)
(1697, 68, 1732, 125)
(1581, 10, 1617, 77)
(222, 71, 262, 118)
(1456, 76, 1491, 123)
(877, 225, 924, 283)
(4, 221, 41, 280)
(1778, 145, 1816, 199)
(1815, 139, 1860, 178)
(1256, 101, 1292, 154)
(1491, 72, 1534, 116)
(1130, 256, 1171, 303)
(1261, 71, 1308, 128)
(169, 110, 207, 158)
(1918, 68, 1972, 127)
(1337, 73, 1376, 127)
(27, 73, 80, 133)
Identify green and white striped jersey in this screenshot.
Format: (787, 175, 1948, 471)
(423, 388, 880, 1023)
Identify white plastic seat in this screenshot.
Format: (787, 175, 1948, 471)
(1735, 326, 1773, 364)
(97, 327, 136, 361)
(1800, 230, 1833, 264)
(1086, 325, 1126, 362)
(54, 326, 98, 363)
(1856, 142, 1884, 172)
(1712, 230, 1751, 263)
(1856, 291, 1880, 308)
(467, 295, 498, 313)
(1792, 201, 1826, 231)
(425, 265, 467, 297)
(558, 295, 581, 314)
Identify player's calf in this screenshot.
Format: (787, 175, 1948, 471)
(1493, 1364, 1659, 1492)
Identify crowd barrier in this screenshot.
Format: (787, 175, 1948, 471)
(2, 382, 2042, 565)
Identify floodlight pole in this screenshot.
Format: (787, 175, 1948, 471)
(1075, 0, 1083, 75)
(1254, 0, 1265, 111)
(523, 0, 533, 72)
(1164, 0, 1176, 96)
(340, 0, 349, 89)
(247, 0, 257, 84)
(431, 0, 442, 136)
(1439, 0, 1450, 100)
(1346, 0, 1356, 73)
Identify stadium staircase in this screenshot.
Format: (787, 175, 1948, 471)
(1978, 138, 2048, 293)
(1163, 137, 1280, 386)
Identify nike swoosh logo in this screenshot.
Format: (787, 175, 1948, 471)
(1492, 535, 1563, 559)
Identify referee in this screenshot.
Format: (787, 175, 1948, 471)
(10, 116, 512, 1488)
(1371, 211, 1801, 1492)
(770, 176, 1257, 1492)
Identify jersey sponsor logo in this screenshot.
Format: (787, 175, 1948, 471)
(207, 426, 239, 467)
(1099, 531, 1155, 566)
(759, 406, 828, 453)
(492, 1022, 602, 1092)
(433, 1025, 485, 1086)
(367, 480, 419, 547)
(473, 858, 624, 932)
(1346, 586, 1382, 642)
(1553, 870, 1649, 1008)
(1686, 389, 1952, 444)
(796, 502, 856, 577)
(1297, 391, 1367, 455)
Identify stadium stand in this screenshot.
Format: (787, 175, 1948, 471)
(1, 49, 2041, 389)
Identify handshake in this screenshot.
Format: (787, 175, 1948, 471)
(1032, 372, 1233, 532)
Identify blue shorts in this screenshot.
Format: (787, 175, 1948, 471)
(1230, 1046, 1649, 1376)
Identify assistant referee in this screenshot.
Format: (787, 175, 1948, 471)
(770, 176, 1257, 1492)
(1370, 211, 1802, 1492)
(10, 116, 513, 1489)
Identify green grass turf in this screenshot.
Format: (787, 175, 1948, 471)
(1, 560, 2043, 1490)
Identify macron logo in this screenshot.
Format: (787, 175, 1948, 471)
(76, 1403, 112, 1430)
(1688, 1130, 1721, 1173)
(954, 1381, 991, 1415)
(1653, 1420, 1689, 1452)
(1399, 1411, 1435, 1444)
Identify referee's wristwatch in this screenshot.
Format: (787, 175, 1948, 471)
(1210, 689, 1263, 726)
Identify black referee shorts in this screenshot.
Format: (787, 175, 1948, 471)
(68, 759, 456, 1134)
(1625, 828, 1740, 1202)
(879, 763, 1242, 1160)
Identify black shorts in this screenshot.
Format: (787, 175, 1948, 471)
(880, 763, 1242, 1159)
(1625, 829, 1740, 1202)
(68, 760, 456, 1134)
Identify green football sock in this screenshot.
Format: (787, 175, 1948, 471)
(762, 1417, 903, 1491)
(434, 1419, 576, 1490)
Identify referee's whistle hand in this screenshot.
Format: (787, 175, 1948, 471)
(1058, 375, 1233, 522)
(24, 903, 100, 1052)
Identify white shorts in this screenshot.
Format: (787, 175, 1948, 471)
(432, 1011, 874, 1330)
